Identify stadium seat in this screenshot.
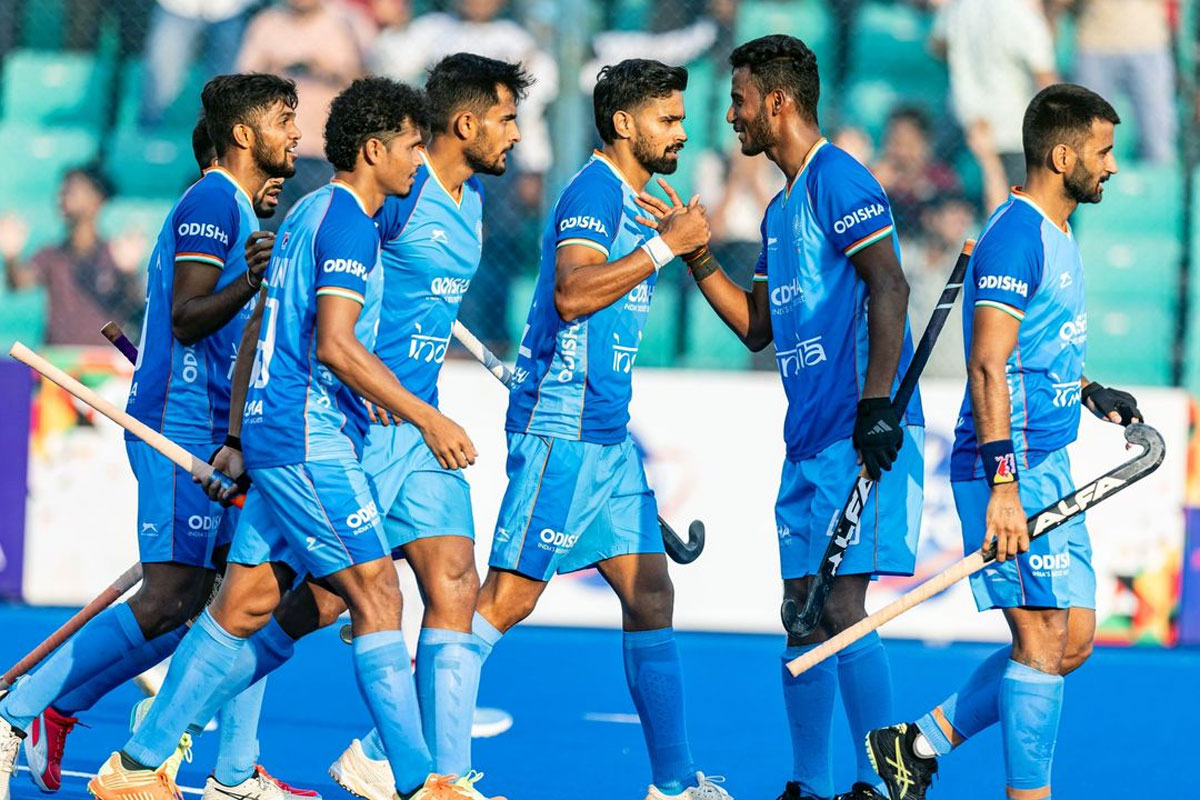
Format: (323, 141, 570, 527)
(106, 126, 199, 197)
(115, 59, 206, 130)
(1, 50, 112, 126)
(20, 0, 64, 50)
(0, 123, 101, 199)
(1080, 233, 1181, 304)
(1073, 162, 1183, 239)
(0, 287, 48, 350)
(99, 198, 174, 241)
(847, 2, 945, 89)
(682, 289, 751, 370)
(1085, 297, 1173, 386)
(637, 279, 679, 367)
(737, 0, 833, 68)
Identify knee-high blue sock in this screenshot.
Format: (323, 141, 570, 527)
(415, 628, 482, 776)
(55, 625, 187, 716)
(472, 613, 503, 663)
(916, 646, 1010, 755)
(782, 643, 835, 798)
(123, 611, 246, 768)
(1000, 660, 1063, 794)
(623, 628, 696, 795)
(0, 604, 147, 731)
(190, 617, 296, 733)
(837, 632, 893, 785)
(212, 678, 267, 786)
(353, 631, 431, 795)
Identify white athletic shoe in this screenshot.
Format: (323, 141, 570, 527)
(201, 771, 288, 800)
(327, 739, 394, 800)
(645, 773, 733, 800)
(0, 717, 23, 800)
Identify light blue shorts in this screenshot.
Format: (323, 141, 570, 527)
(228, 459, 388, 579)
(775, 427, 925, 579)
(489, 432, 661, 581)
(362, 423, 474, 552)
(126, 439, 224, 568)
(954, 447, 1095, 611)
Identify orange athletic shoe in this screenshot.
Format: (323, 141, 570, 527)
(405, 772, 505, 800)
(87, 752, 182, 800)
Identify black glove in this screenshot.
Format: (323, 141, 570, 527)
(208, 440, 252, 494)
(1081, 382, 1142, 426)
(853, 397, 903, 480)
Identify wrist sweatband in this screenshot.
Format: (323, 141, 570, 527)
(246, 269, 263, 290)
(980, 439, 1018, 486)
(641, 235, 674, 271)
(223, 434, 242, 451)
(684, 247, 718, 282)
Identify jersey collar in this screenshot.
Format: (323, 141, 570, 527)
(203, 166, 254, 210)
(330, 179, 370, 215)
(1010, 188, 1072, 237)
(420, 149, 464, 209)
(783, 137, 827, 201)
(591, 149, 637, 192)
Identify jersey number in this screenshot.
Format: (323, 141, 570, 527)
(252, 296, 279, 389)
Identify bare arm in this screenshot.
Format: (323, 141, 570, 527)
(691, 258, 772, 351)
(226, 290, 265, 439)
(851, 238, 910, 399)
(171, 260, 263, 346)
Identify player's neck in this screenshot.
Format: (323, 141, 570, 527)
(424, 139, 471, 201)
(601, 143, 651, 192)
(333, 170, 385, 216)
(1020, 173, 1076, 230)
(216, 153, 267, 206)
(769, 121, 823, 189)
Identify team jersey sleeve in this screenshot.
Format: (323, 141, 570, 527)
(752, 214, 769, 283)
(809, 154, 896, 257)
(171, 184, 239, 269)
(970, 231, 1042, 321)
(313, 211, 380, 306)
(552, 173, 622, 258)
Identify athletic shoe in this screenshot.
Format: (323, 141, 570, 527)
(201, 770, 286, 800)
(449, 772, 504, 800)
(775, 782, 821, 800)
(129, 698, 192, 783)
(1, 718, 25, 800)
(328, 739, 393, 800)
(865, 723, 938, 800)
(24, 706, 79, 792)
(834, 783, 887, 800)
(404, 774, 503, 800)
(86, 752, 182, 800)
(255, 765, 322, 800)
(645, 772, 733, 799)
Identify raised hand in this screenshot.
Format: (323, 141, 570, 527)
(635, 177, 710, 257)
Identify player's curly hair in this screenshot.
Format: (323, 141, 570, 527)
(201, 73, 297, 157)
(324, 77, 430, 172)
(1023, 83, 1120, 169)
(729, 34, 820, 125)
(593, 59, 688, 144)
(426, 53, 533, 132)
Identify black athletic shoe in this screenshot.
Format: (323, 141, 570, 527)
(776, 781, 822, 800)
(834, 783, 888, 800)
(865, 722, 938, 800)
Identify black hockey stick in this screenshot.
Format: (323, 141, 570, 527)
(782, 239, 975, 638)
(786, 422, 1165, 674)
(450, 321, 705, 564)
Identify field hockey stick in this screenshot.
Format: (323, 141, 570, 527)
(450, 320, 706, 564)
(101, 321, 139, 364)
(0, 562, 143, 693)
(8, 343, 245, 509)
(786, 422, 1165, 675)
(782, 239, 975, 638)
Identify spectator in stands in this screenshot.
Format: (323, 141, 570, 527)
(0, 166, 146, 346)
(931, 0, 1058, 211)
(1058, 0, 1177, 163)
(872, 105, 961, 238)
(832, 125, 874, 166)
(236, 0, 364, 222)
(138, 0, 256, 128)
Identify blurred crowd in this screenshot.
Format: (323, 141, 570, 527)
(0, 0, 1188, 366)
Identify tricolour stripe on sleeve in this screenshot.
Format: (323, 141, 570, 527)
(557, 238, 609, 257)
(843, 225, 895, 257)
(975, 299, 1025, 321)
(176, 252, 225, 268)
(315, 286, 365, 305)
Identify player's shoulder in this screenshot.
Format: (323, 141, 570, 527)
(805, 142, 881, 194)
(975, 195, 1047, 258)
(465, 174, 485, 204)
(558, 157, 624, 210)
(376, 167, 432, 241)
(173, 171, 238, 216)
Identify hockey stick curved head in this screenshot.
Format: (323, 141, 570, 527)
(1123, 422, 1165, 470)
(661, 518, 705, 564)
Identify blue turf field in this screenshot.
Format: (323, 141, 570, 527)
(2, 605, 1197, 799)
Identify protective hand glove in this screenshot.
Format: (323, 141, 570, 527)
(853, 397, 903, 480)
(1081, 382, 1142, 426)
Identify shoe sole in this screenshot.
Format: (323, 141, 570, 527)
(23, 737, 57, 793)
(326, 762, 391, 800)
(864, 730, 900, 800)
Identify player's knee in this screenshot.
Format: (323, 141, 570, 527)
(1060, 638, 1093, 675)
(343, 570, 403, 629)
(820, 595, 867, 636)
(621, 579, 674, 630)
(424, 567, 480, 617)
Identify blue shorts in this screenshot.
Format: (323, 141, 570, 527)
(126, 439, 224, 568)
(362, 423, 474, 551)
(489, 432, 661, 581)
(227, 459, 388, 579)
(955, 447, 1095, 611)
(776, 426, 924, 579)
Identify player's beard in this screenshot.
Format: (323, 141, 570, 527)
(1064, 160, 1105, 204)
(465, 130, 509, 176)
(738, 104, 775, 156)
(633, 135, 680, 176)
(253, 131, 296, 179)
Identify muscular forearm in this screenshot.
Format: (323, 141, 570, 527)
(862, 276, 909, 398)
(968, 358, 1013, 443)
(172, 272, 260, 346)
(226, 291, 265, 438)
(555, 249, 657, 322)
(317, 335, 439, 430)
(692, 257, 771, 351)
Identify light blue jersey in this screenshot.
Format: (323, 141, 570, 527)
(506, 151, 658, 444)
(951, 190, 1087, 481)
(242, 182, 383, 468)
(754, 139, 923, 462)
(373, 159, 484, 407)
(126, 168, 258, 442)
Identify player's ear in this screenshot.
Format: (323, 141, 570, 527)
(362, 136, 385, 166)
(769, 88, 786, 118)
(453, 110, 475, 141)
(612, 109, 634, 141)
(230, 122, 255, 151)
(1049, 142, 1072, 175)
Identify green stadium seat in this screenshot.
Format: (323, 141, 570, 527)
(737, 0, 833, 68)
(848, 2, 945, 89)
(1085, 297, 1173, 386)
(1, 50, 112, 126)
(115, 60, 206, 130)
(638, 279, 679, 367)
(0, 288, 48, 350)
(99, 198, 174, 241)
(1080, 234, 1181, 303)
(20, 0, 64, 50)
(1073, 163, 1182, 238)
(0, 123, 101, 199)
(506, 275, 537, 348)
(106, 126, 199, 197)
(682, 289, 751, 370)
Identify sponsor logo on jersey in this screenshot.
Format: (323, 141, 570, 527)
(832, 203, 887, 235)
(537, 528, 580, 553)
(624, 281, 653, 312)
(770, 278, 804, 308)
(1052, 381, 1082, 408)
(612, 331, 642, 374)
(1059, 313, 1087, 346)
(558, 215, 608, 237)
(494, 527, 512, 544)
(322, 258, 368, 279)
(141, 522, 159, 535)
(242, 398, 264, 420)
(177, 222, 229, 245)
(555, 321, 583, 382)
(430, 228, 449, 244)
(775, 335, 827, 378)
(408, 323, 450, 364)
(977, 274, 1030, 297)
(777, 524, 792, 541)
(430, 276, 471, 298)
(1059, 272, 1073, 289)
(346, 501, 380, 534)
(1027, 552, 1070, 573)
(187, 514, 216, 536)
(181, 348, 200, 383)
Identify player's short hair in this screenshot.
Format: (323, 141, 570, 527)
(593, 59, 688, 144)
(728, 34, 820, 125)
(426, 52, 533, 132)
(201, 73, 298, 158)
(192, 116, 217, 172)
(1023, 83, 1120, 169)
(324, 76, 430, 172)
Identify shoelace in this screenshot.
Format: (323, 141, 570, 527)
(157, 769, 184, 800)
(256, 765, 305, 795)
(695, 775, 729, 799)
(49, 715, 79, 768)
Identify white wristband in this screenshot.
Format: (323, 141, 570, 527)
(641, 235, 674, 272)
